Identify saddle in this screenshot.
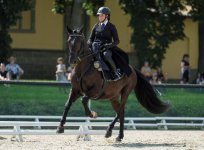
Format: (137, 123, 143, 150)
(91, 42, 124, 81)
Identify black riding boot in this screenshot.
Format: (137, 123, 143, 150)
(103, 50, 121, 81)
(104, 57, 120, 81)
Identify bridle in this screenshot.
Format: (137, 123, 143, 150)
(68, 34, 94, 65)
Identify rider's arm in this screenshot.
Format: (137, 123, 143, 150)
(87, 24, 97, 46)
(104, 24, 120, 49)
(111, 24, 120, 46)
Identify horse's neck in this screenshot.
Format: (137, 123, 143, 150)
(75, 45, 93, 74)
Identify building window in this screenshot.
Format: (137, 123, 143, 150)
(10, 2, 35, 33)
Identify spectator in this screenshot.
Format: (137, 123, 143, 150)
(56, 57, 67, 82)
(180, 54, 190, 84)
(6, 56, 24, 80)
(156, 67, 167, 84)
(0, 63, 10, 80)
(141, 61, 152, 82)
(152, 72, 158, 84)
(195, 73, 204, 85)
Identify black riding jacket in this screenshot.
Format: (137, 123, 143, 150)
(87, 21, 132, 76)
(87, 22, 119, 48)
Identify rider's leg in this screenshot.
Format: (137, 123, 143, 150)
(103, 50, 120, 80)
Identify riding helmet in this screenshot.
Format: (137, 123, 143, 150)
(97, 7, 111, 15)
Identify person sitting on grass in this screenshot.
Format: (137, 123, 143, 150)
(0, 63, 10, 81)
(6, 56, 24, 80)
(141, 61, 153, 83)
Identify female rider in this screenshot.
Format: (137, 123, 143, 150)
(87, 7, 132, 81)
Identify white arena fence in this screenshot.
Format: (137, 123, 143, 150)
(0, 116, 204, 142)
(1, 80, 204, 88)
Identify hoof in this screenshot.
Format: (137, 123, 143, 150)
(115, 137, 122, 142)
(56, 126, 64, 134)
(105, 130, 112, 138)
(90, 111, 97, 118)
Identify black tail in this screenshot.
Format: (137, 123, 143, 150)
(134, 68, 170, 114)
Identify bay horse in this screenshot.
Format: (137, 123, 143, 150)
(57, 27, 170, 141)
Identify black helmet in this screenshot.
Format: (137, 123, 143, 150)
(97, 7, 111, 15)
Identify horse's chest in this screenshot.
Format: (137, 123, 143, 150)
(80, 72, 103, 96)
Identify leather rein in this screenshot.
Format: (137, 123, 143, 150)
(69, 34, 106, 99)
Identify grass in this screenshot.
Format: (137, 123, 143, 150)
(0, 84, 204, 117)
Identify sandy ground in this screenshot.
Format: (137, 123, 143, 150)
(0, 131, 204, 150)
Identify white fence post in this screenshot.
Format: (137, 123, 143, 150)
(158, 119, 168, 130)
(35, 117, 41, 129)
(77, 125, 91, 141)
(127, 120, 136, 129)
(13, 126, 23, 142)
(82, 125, 91, 141)
(201, 120, 204, 130)
(86, 119, 92, 129)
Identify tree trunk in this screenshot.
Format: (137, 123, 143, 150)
(198, 21, 204, 74)
(63, 0, 84, 65)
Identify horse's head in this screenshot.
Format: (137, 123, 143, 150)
(66, 26, 85, 65)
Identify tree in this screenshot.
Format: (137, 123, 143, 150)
(52, 0, 105, 30)
(119, 0, 204, 69)
(0, 0, 33, 63)
(52, 0, 105, 63)
(53, 0, 204, 70)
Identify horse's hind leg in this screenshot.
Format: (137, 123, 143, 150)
(57, 89, 79, 133)
(116, 108, 125, 142)
(82, 96, 97, 118)
(116, 89, 130, 142)
(105, 98, 120, 138)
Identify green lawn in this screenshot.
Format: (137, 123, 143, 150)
(0, 84, 204, 117)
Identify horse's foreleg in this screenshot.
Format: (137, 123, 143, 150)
(105, 98, 120, 138)
(82, 96, 97, 118)
(57, 89, 79, 133)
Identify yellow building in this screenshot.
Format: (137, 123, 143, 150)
(10, 0, 199, 80)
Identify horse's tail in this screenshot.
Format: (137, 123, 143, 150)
(134, 68, 170, 114)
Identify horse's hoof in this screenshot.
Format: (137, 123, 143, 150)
(56, 126, 64, 134)
(91, 111, 97, 118)
(115, 136, 122, 142)
(105, 131, 112, 138)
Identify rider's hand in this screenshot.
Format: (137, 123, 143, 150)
(102, 43, 112, 49)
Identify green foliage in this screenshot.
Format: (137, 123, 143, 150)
(52, 0, 73, 14)
(118, 0, 186, 68)
(186, 0, 204, 21)
(0, 0, 33, 63)
(118, 0, 204, 68)
(53, 0, 204, 69)
(82, 0, 105, 15)
(52, 0, 105, 15)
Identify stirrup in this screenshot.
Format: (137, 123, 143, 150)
(113, 72, 122, 81)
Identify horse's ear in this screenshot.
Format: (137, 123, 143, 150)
(79, 25, 84, 34)
(67, 26, 73, 34)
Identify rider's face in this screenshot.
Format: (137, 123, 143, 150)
(98, 14, 106, 22)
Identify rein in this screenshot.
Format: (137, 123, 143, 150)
(69, 33, 107, 99)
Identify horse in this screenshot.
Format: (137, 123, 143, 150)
(56, 27, 170, 142)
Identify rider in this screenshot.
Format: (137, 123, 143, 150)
(87, 6, 132, 81)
